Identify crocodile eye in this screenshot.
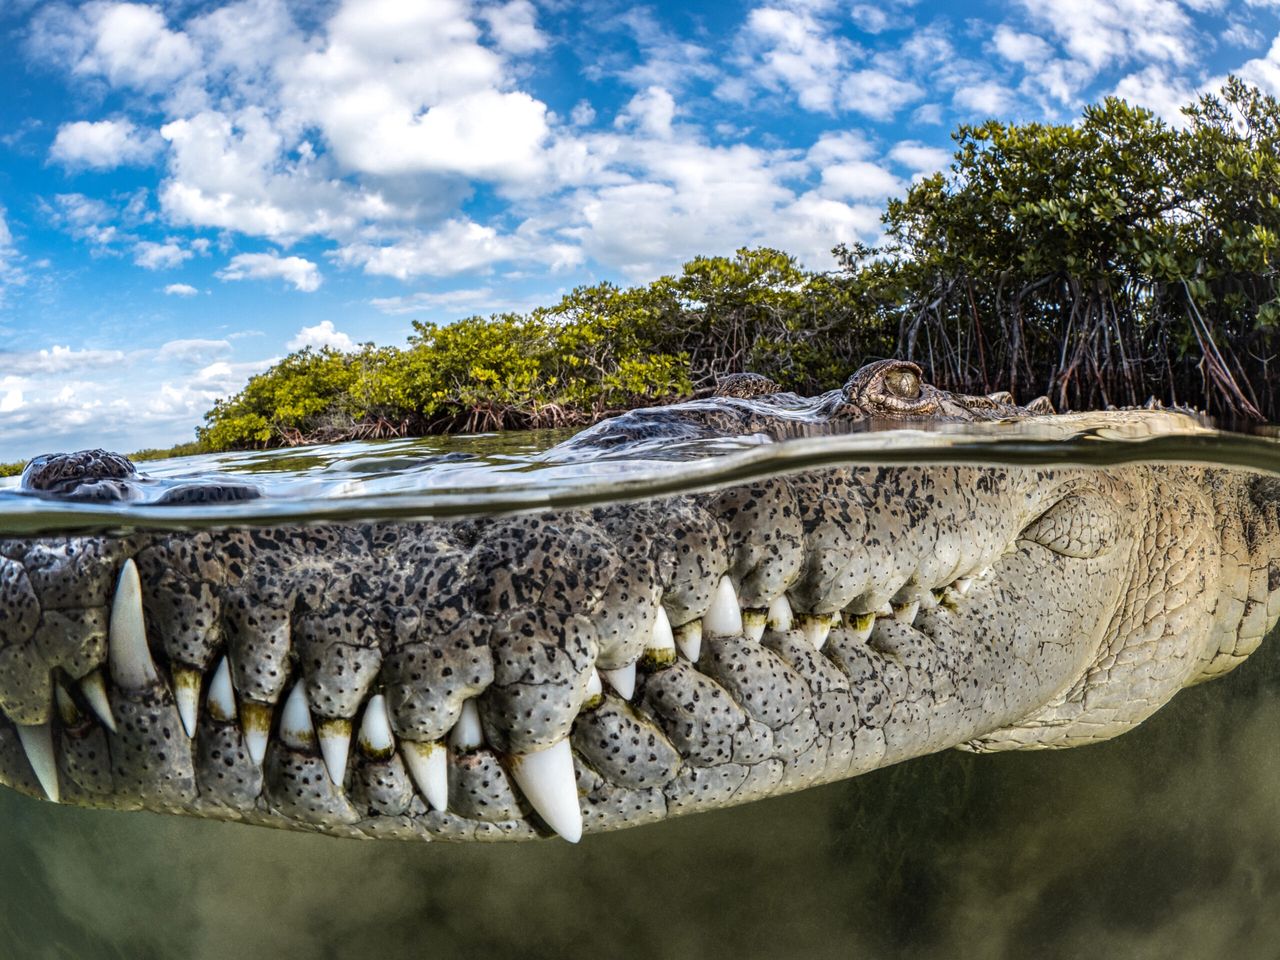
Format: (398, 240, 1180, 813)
(884, 367, 921, 399)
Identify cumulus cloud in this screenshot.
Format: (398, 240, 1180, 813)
(888, 140, 952, 174)
(164, 282, 199, 296)
(133, 239, 191, 270)
(481, 0, 547, 54)
(840, 69, 924, 120)
(370, 287, 497, 315)
(287, 320, 355, 351)
(338, 218, 580, 280)
(743, 5, 850, 111)
(49, 118, 160, 169)
(155, 338, 231, 364)
(0, 345, 126, 376)
(216, 252, 321, 291)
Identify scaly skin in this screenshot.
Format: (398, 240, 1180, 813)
(0, 360, 1275, 843)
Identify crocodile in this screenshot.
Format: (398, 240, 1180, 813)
(0, 359, 1275, 844)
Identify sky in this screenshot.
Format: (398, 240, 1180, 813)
(1, 0, 1279, 460)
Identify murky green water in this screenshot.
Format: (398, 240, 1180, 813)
(4, 414, 1280, 958)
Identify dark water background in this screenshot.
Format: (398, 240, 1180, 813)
(2, 418, 1280, 958)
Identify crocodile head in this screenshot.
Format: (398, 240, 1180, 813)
(0, 361, 1274, 843)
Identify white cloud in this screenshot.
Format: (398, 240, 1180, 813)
(0, 207, 24, 303)
(992, 25, 1052, 66)
(743, 6, 849, 111)
(953, 80, 1016, 115)
(155, 338, 231, 364)
(47, 193, 120, 247)
(216, 252, 322, 291)
(0, 345, 126, 376)
(889, 140, 952, 173)
(840, 69, 924, 120)
(819, 161, 905, 200)
(481, 0, 547, 54)
(133, 239, 191, 270)
(616, 87, 677, 138)
(370, 287, 496, 314)
(1236, 35, 1280, 96)
(338, 218, 580, 279)
(1113, 64, 1197, 123)
(850, 5, 891, 33)
(49, 118, 160, 169)
(287, 321, 356, 351)
(1017, 0, 1196, 74)
(37, 1, 201, 92)
(164, 282, 199, 296)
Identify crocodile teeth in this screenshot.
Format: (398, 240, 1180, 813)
(766, 595, 794, 632)
(280, 683, 315, 751)
(509, 738, 582, 843)
(674, 620, 702, 661)
(55, 684, 81, 727)
(240, 699, 273, 765)
(16, 723, 59, 803)
(703, 576, 743, 637)
(742, 610, 767, 642)
(108, 558, 158, 690)
(207, 657, 236, 723)
(798, 614, 832, 650)
(893, 601, 920, 623)
(357, 694, 395, 759)
(600, 662, 636, 700)
(79, 669, 117, 733)
(402, 739, 448, 811)
(172, 667, 201, 739)
(317, 718, 352, 785)
(448, 699, 484, 751)
(954, 577, 974, 594)
(583, 668, 604, 710)
(645, 606, 676, 664)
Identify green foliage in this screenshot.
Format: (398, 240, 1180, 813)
(192, 77, 1280, 452)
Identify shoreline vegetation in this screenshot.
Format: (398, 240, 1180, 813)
(8, 78, 1280, 476)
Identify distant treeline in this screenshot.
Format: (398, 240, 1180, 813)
(194, 77, 1280, 452)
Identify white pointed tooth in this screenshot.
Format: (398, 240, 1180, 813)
(172, 667, 201, 739)
(893, 601, 920, 623)
(647, 606, 676, 661)
(583, 668, 604, 709)
(448, 698, 484, 751)
(799, 614, 832, 650)
(108, 558, 158, 690)
(78, 669, 117, 733)
(280, 682, 315, 751)
(954, 577, 974, 595)
(509, 738, 582, 843)
(240, 699, 272, 765)
(703, 576, 743, 638)
(207, 657, 236, 723)
(847, 612, 875, 643)
(357, 694, 395, 758)
(16, 723, 59, 803)
(600, 662, 636, 700)
(402, 739, 448, 811)
(318, 718, 352, 785)
(918, 590, 939, 610)
(742, 610, 766, 643)
(674, 620, 702, 661)
(766, 595, 794, 632)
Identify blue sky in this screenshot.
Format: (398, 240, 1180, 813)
(1, 0, 1278, 460)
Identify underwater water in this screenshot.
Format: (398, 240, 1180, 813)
(2, 414, 1280, 958)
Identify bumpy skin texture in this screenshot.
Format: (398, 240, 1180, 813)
(0, 360, 1277, 842)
